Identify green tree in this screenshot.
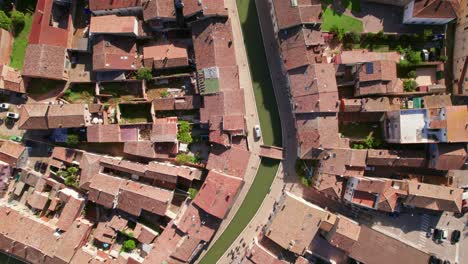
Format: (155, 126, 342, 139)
(176, 153, 196, 164)
(0, 11, 11, 31)
(122, 240, 136, 252)
(330, 25, 345, 42)
(177, 121, 193, 144)
(406, 50, 422, 65)
(136, 67, 153, 81)
(66, 134, 79, 145)
(160, 90, 169, 98)
(403, 79, 418, 92)
(407, 70, 417, 79)
(438, 55, 448, 62)
(10, 10, 25, 35)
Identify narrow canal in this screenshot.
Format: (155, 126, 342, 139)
(198, 0, 283, 262)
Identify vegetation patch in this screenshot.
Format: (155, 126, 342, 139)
(119, 103, 152, 124)
(177, 121, 193, 144)
(10, 13, 33, 69)
(26, 79, 65, 96)
(63, 83, 95, 103)
(322, 8, 363, 33)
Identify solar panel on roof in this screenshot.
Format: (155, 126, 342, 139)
(366, 62, 374, 74)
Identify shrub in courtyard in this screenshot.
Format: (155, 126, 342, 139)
(177, 121, 193, 144)
(136, 67, 153, 81)
(0, 11, 11, 31)
(122, 240, 136, 252)
(10, 10, 24, 34)
(407, 70, 417, 79)
(403, 79, 418, 92)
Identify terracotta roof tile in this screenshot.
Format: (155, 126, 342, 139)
(349, 226, 430, 264)
(93, 36, 138, 71)
(90, 15, 138, 35)
(191, 18, 236, 69)
(182, 0, 228, 17)
(0, 64, 24, 93)
(47, 104, 88, 128)
(87, 124, 122, 142)
(143, 41, 189, 69)
(18, 104, 49, 129)
(404, 181, 463, 212)
(89, 0, 141, 11)
(412, 0, 459, 19)
(134, 223, 158, 244)
(117, 180, 173, 216)
(175, 203, 220, 242)
(272, 0, 322, 30)
(151, 117, 178, 142)
(193, 170, 243, 219)
(206, 144, 250, 178)
(143, 0, 176, 21)
(22, 44, 67, 80)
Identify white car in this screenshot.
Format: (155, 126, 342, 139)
(6, 112, 19, 119)
(254, 125, 262, 139)
(442, 230, 448, 240)
(0, 103, 10, 110)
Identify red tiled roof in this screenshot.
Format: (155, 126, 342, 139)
(245, 243, 287, 264)
(429, 143, 467, 170)
(0, 64, 24, 93)
(143, 41, 189, 69)
(338, 50, 401, 65)
(206, 144, 251, 178)
(143, 0, 176, 21)
(134, 223, 158, 244)
(412, 0, 459, 19)
(404, 181, 463, 212)
(27, 191, 49, 210)
(296, 113, 349, 159)
(193, 171, 243, 219)
(182, 0, 228, 17)
(87, 124, 122, 142)
(170, 236, 202, 263)
(117, 180, 173, 216)
(0, 30, 13, 65)
(28, 0, 70, 48)
(56, 195, 85, 231)
(22, 44, 68, 80)
(272, 0, 322, 30)
(90, 15, 138, 35)
(355, 61, 402, 96)
(191, 18, 236, 69)
(47, 104, 88, 128)
(18, 104, 49, 129)
(143, 223, 183, 264)
(350, 226, 430, 264)
(89, 0, 141, 11)
(88, 173, 124, 208)
(289, 64, 340, 113)
(151, 117, 178, 142)
(93, 36, 138, 71)
(0, 141, 25, 167)
(175, 203, 220, 242)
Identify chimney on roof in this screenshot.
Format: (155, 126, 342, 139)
(417, 184, 421, 189)
(450, 190, 453, 194)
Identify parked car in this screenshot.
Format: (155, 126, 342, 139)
(9, 135, 22, 142)
(34, 161, 41, 172)
(442, 229, 448, 240)
(429, 255, 442, 264)
(0, 103, 10, 110)
(422, 49, 429, 61)
(40, 162, 48, 174)
(451, 230, 461, 244)
(6, 112, 19, 119)
(427, 227, 434, 238)
(254, 125, 262, 139)
(433, 229, 443, 243)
